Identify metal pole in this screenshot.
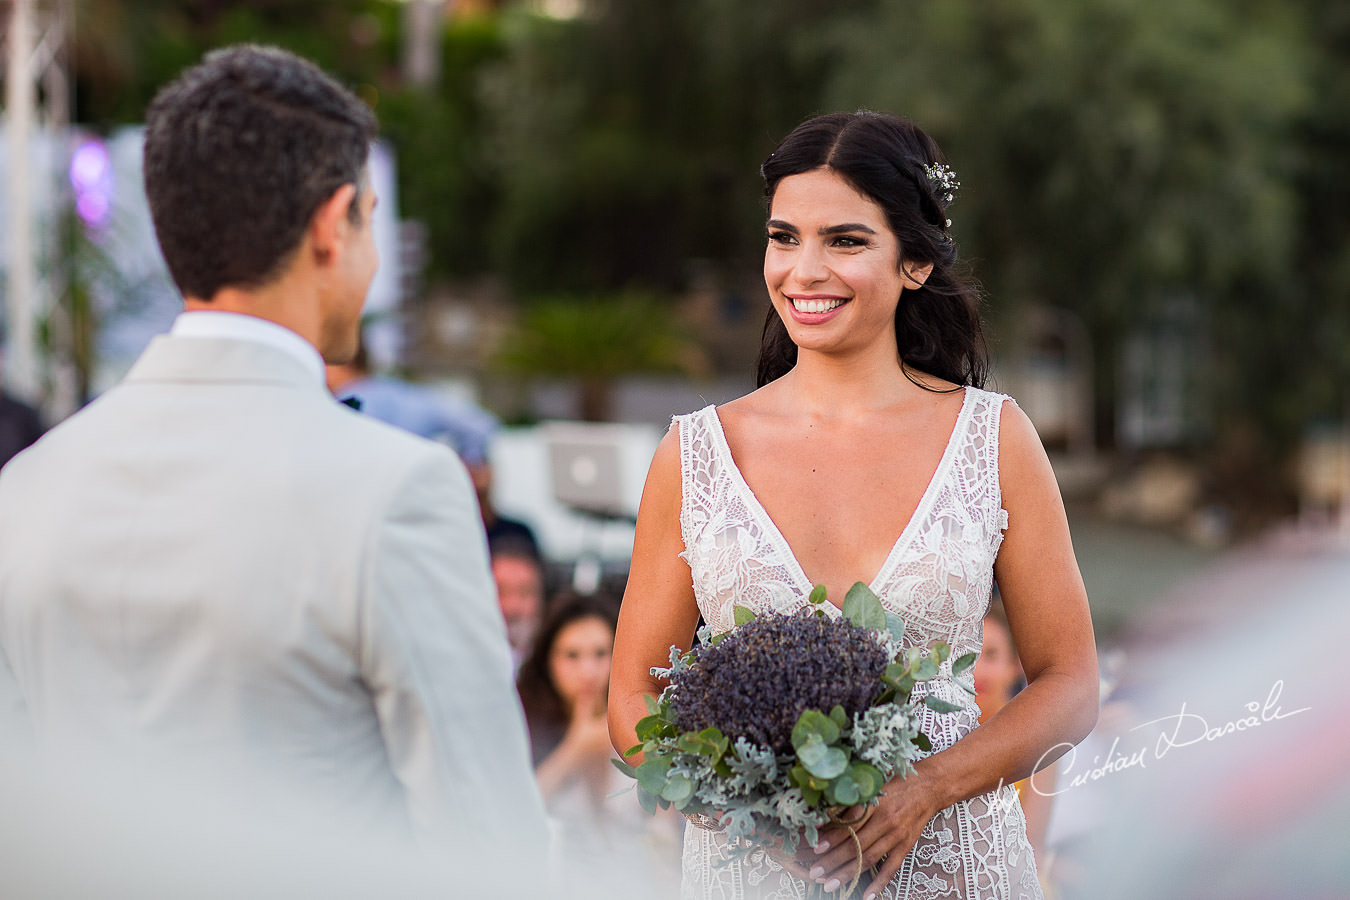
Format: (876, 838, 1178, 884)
(402, 0, 443, 90)
(5, 0, 42, 402)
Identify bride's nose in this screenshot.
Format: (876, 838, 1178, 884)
(791, 240, 832, 286)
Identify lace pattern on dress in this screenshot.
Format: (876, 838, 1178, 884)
(673, 388, 1041, 900)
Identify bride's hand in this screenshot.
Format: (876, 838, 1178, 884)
(805, 769, 943, 899)
(758, 832, 820, 884)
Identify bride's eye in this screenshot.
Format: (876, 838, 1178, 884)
(767, 230, 797, 246)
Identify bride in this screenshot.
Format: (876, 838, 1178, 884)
(609, 112, 1098, 900)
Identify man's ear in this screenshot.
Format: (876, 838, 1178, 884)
(309, 183, 358, 264)
(901, 260, 934, 290)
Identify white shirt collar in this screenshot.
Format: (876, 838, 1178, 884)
(170, 311, 325, 386)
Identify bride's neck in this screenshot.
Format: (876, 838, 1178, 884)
(781, 349, 916, 417)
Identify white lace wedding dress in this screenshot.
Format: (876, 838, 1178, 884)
(673, 387, 1042, 900)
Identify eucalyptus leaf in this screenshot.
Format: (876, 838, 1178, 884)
(885, 610, 907, 644)
(931, 641, 952, 663)
(828, 705, 849, 731)
(638, 786, 660, 815)
(634, 713, 666, 742)
(923, 695, 965, 714)
(635, 758, 672, 795)
(796, 735, 827, 765)
(661, 774, 695, 806)
(677, 733, 708, 754)
(733, 605, 756, 626)
(913, 733, 933, 753)
(790, 763, 828, 792)
(808, 584, 829, 606)
(848, 761, 884, 799)
(841, 582, 887, 631)
(913, 656, 938, 681)
(799, 741, 849, 780)
(612, 757, 637, 777)
(792, 709, 841, 748)
(952, 651, 978, 676)
(644, 693, 660, 715)
(826, 773, 861, 806)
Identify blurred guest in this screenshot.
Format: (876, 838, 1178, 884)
(977, 596, 1058, 875)
(517, 592, 681, 894)
(491, 536, 547, 669)
(518, 592, 617, 786)
(326, 341, 499, 468)
(328, 349, 544, 556)
(0, 380, 45, 471)
(471, 454, 541, 558)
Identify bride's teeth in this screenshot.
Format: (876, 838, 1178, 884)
(794, 299, 842, 313)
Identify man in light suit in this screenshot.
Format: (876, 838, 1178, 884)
(0, 45, 548, 868)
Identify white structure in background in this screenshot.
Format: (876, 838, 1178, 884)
(0, 126, 405, 396)
(994, 305, 1102, 497)
(3, 0, 71, 408)
(489, 422, 662, 573)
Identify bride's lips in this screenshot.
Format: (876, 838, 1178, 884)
(785, 294, 850, 324)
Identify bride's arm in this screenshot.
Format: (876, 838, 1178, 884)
(810, 399, 1098, 898)
(608, 428, 702, 762)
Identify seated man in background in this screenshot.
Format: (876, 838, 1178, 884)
(491, 536, 547, 670)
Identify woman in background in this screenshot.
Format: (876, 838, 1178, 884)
(518, 592, 619, 794)
(519, 592, 682, 894)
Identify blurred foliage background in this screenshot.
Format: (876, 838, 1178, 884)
(56, 0, 1350, 529)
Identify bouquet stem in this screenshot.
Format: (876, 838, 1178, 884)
(807, 806, 876, 899)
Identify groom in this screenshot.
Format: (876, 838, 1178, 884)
(0, 46, 546, 862)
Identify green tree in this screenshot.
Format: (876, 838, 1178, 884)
(492, 292, 703, 421)
(479, 0, 847, 294)
(826, 0, 1308, 454)
(72, 0, 394, 126)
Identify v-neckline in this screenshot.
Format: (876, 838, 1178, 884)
(706, 388, 974, 604)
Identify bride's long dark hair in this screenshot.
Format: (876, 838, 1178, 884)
(755, 111, 988, 390)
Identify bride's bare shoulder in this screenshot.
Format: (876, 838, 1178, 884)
(714, 381, 790, 428)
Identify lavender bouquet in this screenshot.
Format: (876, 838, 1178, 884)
(616, 582, 976, 863)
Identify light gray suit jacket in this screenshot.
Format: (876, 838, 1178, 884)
(0, 335, 547, 857)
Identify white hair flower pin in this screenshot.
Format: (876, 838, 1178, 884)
(923, 162, 960, 206)
(922, 162, 960, 230)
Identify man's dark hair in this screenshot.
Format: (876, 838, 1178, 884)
(143, 45, 378, 300)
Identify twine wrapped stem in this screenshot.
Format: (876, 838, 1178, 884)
(807, 804, 877, 900)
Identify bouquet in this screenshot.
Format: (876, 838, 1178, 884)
(616, 582, 975, 891)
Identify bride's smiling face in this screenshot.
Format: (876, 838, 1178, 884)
(764, 167, 930, 359)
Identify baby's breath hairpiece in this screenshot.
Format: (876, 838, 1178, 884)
(923, 162, 960, 205)
(922, 162, 960, 230)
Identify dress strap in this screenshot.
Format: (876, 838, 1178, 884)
(673, 406, 720, 562)
(976, 388, 1013, 534)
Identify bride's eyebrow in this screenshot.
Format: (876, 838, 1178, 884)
(765, 220, 878, 236)
(820, 223, 877, 236)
